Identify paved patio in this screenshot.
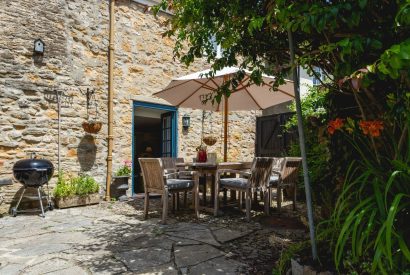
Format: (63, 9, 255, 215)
(0, 198, 307, 274)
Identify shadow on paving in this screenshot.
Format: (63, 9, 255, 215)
(0, 195, 309, 275)
(82, 196, 309, 274)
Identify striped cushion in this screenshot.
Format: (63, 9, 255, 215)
(166, 179, 194, 190)
(220, 178, 248, 189)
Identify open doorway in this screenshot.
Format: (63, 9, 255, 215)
(132, 102, 177, 194)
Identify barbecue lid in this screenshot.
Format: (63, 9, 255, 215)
(13, 159, 54, 171)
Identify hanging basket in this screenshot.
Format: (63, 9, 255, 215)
(82, 120, 102, 134)
(203, 136, 217, 146)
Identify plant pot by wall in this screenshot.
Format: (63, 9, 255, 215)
(82, 121, 102, 134)
(54, 193, 100, 209)
(111, 176, 130, 199)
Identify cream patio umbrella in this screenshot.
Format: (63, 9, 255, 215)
(153, 67, 295, 161)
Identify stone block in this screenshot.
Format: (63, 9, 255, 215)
(174, 244, 224, 267)
(0, 141, 18, 148)
(22, 135, 42, 143)
(22, 128, 44, 136)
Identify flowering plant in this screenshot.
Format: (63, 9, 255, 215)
(115, 160, 132, 176)
(325, 113, 410, 273)
(328, 117, 384, 138)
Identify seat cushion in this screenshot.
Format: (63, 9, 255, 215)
(166, 179, 194, 190)
(269, 175, 279, 186)
(220, 178, 248, 189)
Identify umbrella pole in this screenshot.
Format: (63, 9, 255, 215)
(223, 94, 228, 162)
(288, 29, 318, 260)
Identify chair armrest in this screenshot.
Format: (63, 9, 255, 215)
(164, 171, 198, 179)
(217, 169, 249, 178)
(178, 170, 197, 177)
(164, 168, 178, 174)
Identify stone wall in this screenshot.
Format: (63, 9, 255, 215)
(0, 0, 257, 214)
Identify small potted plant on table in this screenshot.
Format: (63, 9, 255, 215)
(54, 172, 100, 208)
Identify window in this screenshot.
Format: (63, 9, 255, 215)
(312, 67, 324, 85)
(209, 35, 223, 59)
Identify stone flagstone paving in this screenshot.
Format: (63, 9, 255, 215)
(0, 199, 307, 274)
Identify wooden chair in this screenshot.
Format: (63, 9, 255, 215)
(161, 157, 188, 210)
(269, 157, 302, 212)
(138, 158, 199, 224)
(214, 157, 274, 221)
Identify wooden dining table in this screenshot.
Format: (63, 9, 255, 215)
(176, 162, 248, 211)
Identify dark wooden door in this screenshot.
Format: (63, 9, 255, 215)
(255, 113, 297, 157)
(161, 112, 174, 157)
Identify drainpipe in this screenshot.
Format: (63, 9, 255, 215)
(106, 0, 115, 201)
(288, 29, 318, 260)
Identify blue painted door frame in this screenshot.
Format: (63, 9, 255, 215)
(131, 101, 178, 194)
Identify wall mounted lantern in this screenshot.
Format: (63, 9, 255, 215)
(34, 39, 45, 54)
(182, 114, 190, 129)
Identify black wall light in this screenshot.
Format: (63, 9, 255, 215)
(182, 114, 190, 129)
(34, 39, 45, 54)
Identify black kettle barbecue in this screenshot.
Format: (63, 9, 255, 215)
(12, 153, 54, 217)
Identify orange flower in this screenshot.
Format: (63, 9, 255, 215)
(328, 118, 344, 135)
(359, 120, 384, 137)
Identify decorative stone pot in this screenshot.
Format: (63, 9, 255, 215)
(111, 176, 130, 200)
(82, 121, 102, 134)
(54, 193, 100, 209)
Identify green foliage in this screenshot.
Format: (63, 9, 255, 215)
(330, 162, 410, 273)
(324, 98, 410, 273)
(54, 172, 76, 199)
(377, 39, 410, 79)
(71, 175, 99, 196)
(154, 1, 410, 273)
(54, 173, 99, 198)
(115, 160, 132, 176)
(285, 86, 331, 206)
(285, 86, 328, 130)
(276, 241, 311, 274)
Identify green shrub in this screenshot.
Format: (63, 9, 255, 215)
(115, 160, 132, 176)
(54, 172, 76, 198)
(72, 175, 99, 196)
(54, 173, 99, 198)
(324, 100, 410, 274)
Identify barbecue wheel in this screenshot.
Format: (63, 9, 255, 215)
(48, 202, 54, 211)
(11, 207, 17, 217)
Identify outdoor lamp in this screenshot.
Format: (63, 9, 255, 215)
(34, 39, 45, 54)
(182, 114, 190, 129)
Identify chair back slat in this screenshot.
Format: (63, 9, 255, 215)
(161, 157, 177, 170)
(249, 157, 274, 189)
(282, 157, 302, 184)
(138, 158, 165, 191)
(240, 161, 253, 170)
(272, 157, 285, 173)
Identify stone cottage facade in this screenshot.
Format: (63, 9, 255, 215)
(0, 0, 259, 213)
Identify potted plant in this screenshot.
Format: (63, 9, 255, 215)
(54, 172, 100, 208)
(112, 160, 132, 199)
(82, 120, 102, 134)
(82, 89, 103, 134)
